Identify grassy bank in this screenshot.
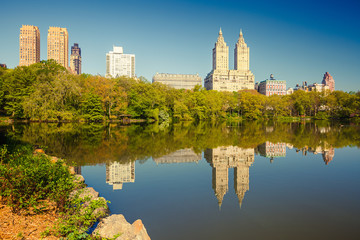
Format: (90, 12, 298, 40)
(0, 141, 107, 239)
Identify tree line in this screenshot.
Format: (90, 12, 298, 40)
(0, 60, 359, 122)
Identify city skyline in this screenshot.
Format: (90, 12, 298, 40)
(1, 0, 360, 91)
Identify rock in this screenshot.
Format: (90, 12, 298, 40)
(93, 214, 151, 240)
(73, 174, 86, 190)
(94, 214, 132, 239)
(92, 197, 110, 220)
(70, 187, 99, 201)
(74, 174, 85, 184)
(130, 219, 151, 240)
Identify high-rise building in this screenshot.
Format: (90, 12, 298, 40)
(70, 43, 81, 74)
(47, 27, 69, 68)
(322, 72, 335, 92)
(204, 29, 255, 91)
(152, 73, 202, 90)
(212, 28, 229, 71)
(106, 46, 135, 78)
(19, 25, 40, 66)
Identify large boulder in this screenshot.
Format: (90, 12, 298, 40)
(93, 214, 151, 240)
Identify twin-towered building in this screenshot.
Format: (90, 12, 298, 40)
(153, 29, 255, 91)
(19, 25, 81, 74)
(204, 29, 255, 91)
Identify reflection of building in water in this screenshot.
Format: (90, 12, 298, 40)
(301, 144, 335, 165)
(257, 142, 286, 163)
(106, 161, 135, 190)
(204, 146, 254, 208)
(153, 148, 201, 164)
(74, 166, 82, 175)
(322, 148, 335, 165)
(286, 143, 294, 149)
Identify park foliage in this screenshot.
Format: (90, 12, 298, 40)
(0, 61, 359, 122)
(0, 139, 108, 239)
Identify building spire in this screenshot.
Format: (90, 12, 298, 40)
(216, 27, 225, 45)
(237, 29, 245, 44)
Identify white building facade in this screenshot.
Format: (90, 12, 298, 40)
(106, 46, 135, 78)
(152, 73, 202, 90)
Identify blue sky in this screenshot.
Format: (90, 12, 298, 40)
(1, 0, 359, 91)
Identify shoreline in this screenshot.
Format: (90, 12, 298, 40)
(0, 147, 150, 240)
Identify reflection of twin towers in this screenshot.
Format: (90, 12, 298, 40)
(105, 147, 255, 209)
(205, 147, 254, 208)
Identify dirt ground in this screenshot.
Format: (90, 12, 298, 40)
(0, 202, 59, 240)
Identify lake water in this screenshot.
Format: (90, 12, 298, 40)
(1, 121, 360, 239)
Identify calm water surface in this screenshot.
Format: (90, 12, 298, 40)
(2, 121, 360, 239)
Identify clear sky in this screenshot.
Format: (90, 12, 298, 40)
(1, 0, 359, 91)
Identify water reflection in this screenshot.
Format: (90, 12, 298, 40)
(257, 141, 286, 163)
(205, 146, 254, 208)
(1, 121, 358, 167)
(153, 148, 201, 164)
(296, 145, 335, 165)
(1, 121, 360, 239)
(106, 161, 135, 190)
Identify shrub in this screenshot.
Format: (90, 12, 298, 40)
(0, 145, 74, 213)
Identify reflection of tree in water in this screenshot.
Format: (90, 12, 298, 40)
(2, 121, 359, 166)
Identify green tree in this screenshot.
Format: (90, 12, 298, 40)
(80, 92, 104, 121)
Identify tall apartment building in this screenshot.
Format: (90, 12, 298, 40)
(204, 29, 255, 91)
(321, 72, 335, 92)
(106, 46, 135, 78)
(70, 43, 81, 74)
(47, 27, 69, 68)
(152, 73, 202, 90)
(19, 25, 40, 66)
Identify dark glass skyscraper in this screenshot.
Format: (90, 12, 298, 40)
(70, 43, 81, 74)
